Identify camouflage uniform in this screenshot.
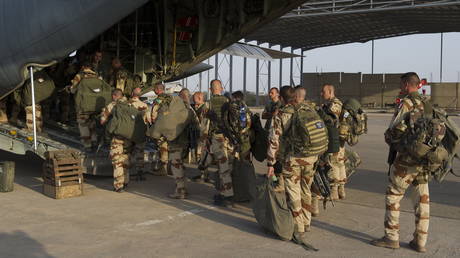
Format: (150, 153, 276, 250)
(206, 95, 234, 198)
(127, 97, 148, 174)
(323, 97, 346, 200)
(0, 100, 8, 123)
(109, 68, 130, 93)
(267, 103, 319, 233)
(25, 105, 43, 133)
(72, 68, 99, 149)
(262, 100, 282, 131)
(382, 92, 430, 247)
(110, 135, 133, 190)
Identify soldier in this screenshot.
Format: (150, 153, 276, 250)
(145, 83, 171, 176)
(205, 79, 234, 207)
(69, 62, 101, 151)
(371, 72, 430, 253)
(108, 58, 130, 94)
(321, 84, 346, 200)
(91, 50, 104, 79)
(294, 86, 307, 104)
(179, 88, 191, 105)
(262, 87, 282, 131)
(192, 92, 211, 182)
(100, 89, 128, 192)
(266, 86, 322, 243)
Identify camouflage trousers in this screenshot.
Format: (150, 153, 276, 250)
(210, 133, 234, 197)
(77, 112, 97, 148)
(158, 139, 169, 164)
(282, 155, 319, 233)
(328, 146, 347, 187)
(0, 100, 7, 123)
(25, 105, 43, 132)
(169, 145, 186, 194)
(110, 136, 133, 190)
(384, 157, 429, 247)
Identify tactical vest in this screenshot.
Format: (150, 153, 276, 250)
(288, 103, 329, 157)
(209, 95, 228, 133)
(74, 76, 112, 114)
(106, 101, 147, 144)
(22, 71, 56, 106)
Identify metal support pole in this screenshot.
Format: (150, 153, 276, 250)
(371, 40, 375, 74)
(229, 55, 233, 93)
(29, 67, 37, 150)
(199, 72, 202, 92)
(207, 58, 211, 99)
(268, 61, 272, 91)
(185, 77, 188, 89)
(279, 47, 283, 88)
(290, 48, 294, 85)
(133, 11, 138, 74)
(440, 33, 443, 83)
(300, 50, 304, 86)
(243, 57, 247, 95)
(214, 54, 219, 80)
(116, 23, 121, 58)
(256, 59, 260, 106)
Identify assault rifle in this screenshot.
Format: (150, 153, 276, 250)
(387, 144, 398, 176)
(313, 161, 335, 209)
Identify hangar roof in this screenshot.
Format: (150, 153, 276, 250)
(246, 0, 460, 50)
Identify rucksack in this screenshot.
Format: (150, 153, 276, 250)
(288, 103, 329, 157)
(339, 98, 368, 146)
(74, 77, 112, 113)
(208, 95, 228, 132)
(316, 107, 340, 153)
(147, 95, 190, 141)
(223, 100, 252, 156)
(105, 101, 147, 144)
(345, 148, 362, 179)
(22, 71, 55, 106)
(399, 94, 458, 182)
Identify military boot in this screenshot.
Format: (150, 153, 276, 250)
(168, 190, 187, 199)
(152, 162, 168, 176)
(338, 185, 346, 200)
(330, 185, 339, 201)
(311, 196, 320, 217)
(409, 240, 427, 253)
(293, 232, 319, 251)
(370, 237, 400, 249)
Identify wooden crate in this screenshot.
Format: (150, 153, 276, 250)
(42, 150, 83, 199)
(43, 183, 83, 199)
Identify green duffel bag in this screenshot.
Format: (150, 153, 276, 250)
(74, 77, 112, 114)
(345, 148, 362, 179)
(22, 71, 55, 106)
(106, 101, 147, 144)
(232, 159, 256, 202)
(253, 175, 294, 241)
(147, 96, 191, 141)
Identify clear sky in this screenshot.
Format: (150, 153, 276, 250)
(182, 32, 460, 94)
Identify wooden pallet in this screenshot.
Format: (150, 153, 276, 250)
(42, 150, 83, 199)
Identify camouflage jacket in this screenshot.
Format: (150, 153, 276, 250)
(128, 97, 148, 112)
(322, 97, 343, 128)
(100, 97, 127, 125)
(145, 93, 172, 124)
(267, 103, 295, 166)
(194, 102, 210, 140)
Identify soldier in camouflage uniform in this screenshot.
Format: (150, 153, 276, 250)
(69, 63, 100, 151)
(266, 86, 319, 242)
(321, 84, 346, 200)
(145, 83, 171, 176)
(100, 89, 127, 192)
(192, 92, 211, 182)
(262, 87, 282, 131)
(128, 88, 148, 180)
(371, 72, 430, 253)
(204, 80, 234, 207)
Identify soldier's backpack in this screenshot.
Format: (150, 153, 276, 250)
(288, 103, 329, 157)
(232, 159, 257, 202)
(316, 107, 340, 153)
(399, 94, 460, 182)
(339, 98, 368, 146)
(147, 96, 190, 141)
(250, 114, 268, 162)
(74, 77, 112, 113)
(22, 71, 56, 106)
(223, 100, 252, 156)
(253, 175, 294, 241)
(208, 95, 228, 131)
(345, 148, 362, 179)
(105, 101, 147, 144)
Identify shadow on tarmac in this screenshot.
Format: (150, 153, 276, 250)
(0, 231, 56, 258)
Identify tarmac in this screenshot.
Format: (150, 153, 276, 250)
(1, 113, 460, 258)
